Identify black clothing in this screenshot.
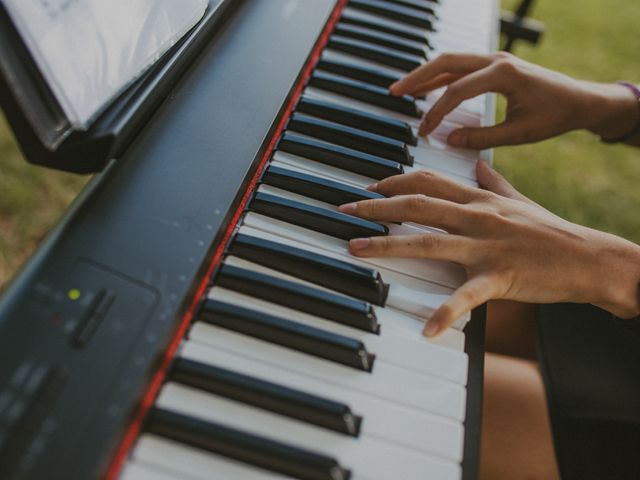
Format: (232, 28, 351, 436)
(536, 303, 640, 480)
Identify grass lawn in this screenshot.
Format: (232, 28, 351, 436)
(1, 0, 639, 287)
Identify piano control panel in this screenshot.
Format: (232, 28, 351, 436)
(0, 261, 158, 478)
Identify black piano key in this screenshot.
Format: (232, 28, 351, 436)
(262, 166, 383, 206)
(327, 35, 423, 72)
(340, 11, 433, 44)
(384, 0, 438, 14)
(229, 233, 389, 305)
(309, 70, 420, 118)
(349, 0, 434, 29)
(213, 265, 380, 334)
(288, 113, 413, 165)
(248, 191, 388, 241)
(334, 22, 427, 59)
(297, 95, 417, 145)
(171, 358, 363, 436)
(317, 57, 400, 88)
(199, 298, 376, 370)
(277, 133, 404, 180)
(147, 408, 352, 480)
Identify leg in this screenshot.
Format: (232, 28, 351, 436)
(486, 300, 537, 360)
(480, 352, 560, 480)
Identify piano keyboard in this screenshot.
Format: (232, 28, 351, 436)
(0, 1, 497, 479)
(118, 1, 497, 479)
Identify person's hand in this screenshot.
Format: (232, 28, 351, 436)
(390, 52, 639, 149)
(338, 162, 640, 337)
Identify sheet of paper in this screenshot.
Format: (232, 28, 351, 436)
(3, 0, 208, 128)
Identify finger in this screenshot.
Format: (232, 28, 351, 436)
(402, 73, 463, 97)
(348, 233, 474, 264)
(423, 273, 501, 337)
(476, 161, 532, 203)
(390, 53, 493, 96)
(338, 194, 468, 231)
(368, 170, 482, 204)
(419, 64, 512, 136)
(446, 118, 534, 150)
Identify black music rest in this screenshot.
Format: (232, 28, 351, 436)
(0, 0, 237, 174)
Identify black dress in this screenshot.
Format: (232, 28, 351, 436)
(536, 303, 640, 480)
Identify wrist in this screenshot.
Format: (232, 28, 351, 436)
(588, 232, 640, 318)
(579, 81, 639, 140)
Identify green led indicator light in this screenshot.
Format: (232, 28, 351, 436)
(68, 289, 81, 301)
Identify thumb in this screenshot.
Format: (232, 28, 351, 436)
(447, 118, 532, 150)
(476, 161, 533, 203)
(423, 273, 500, 337)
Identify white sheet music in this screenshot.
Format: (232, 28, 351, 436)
(3, 0, 208, 128)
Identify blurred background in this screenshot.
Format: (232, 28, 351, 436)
(1, 0, 639, 288)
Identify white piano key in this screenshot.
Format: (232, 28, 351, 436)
(340, 7, 483, 53)
(270, 155, 475, 210)
(317, 50, 485, 122)
(237, 224, 467, 351)
(319, 48, 488, 117)
(155, 382, 461, 480)
(222, 252, 470, 332)
(416, 97, 482, 125)
(188, 322, 467, 421)
(256, 184, 451, 236)
(340, 7, 428, 41)
(271, 155, 376, 188)
(409, 144, 479, 180)
(120, 461, 193, 480)
(178, 339, 465, 462)
(273, 147, 476, 188)
(273, 150, 376, 188)
(132, 435, 293, 480)
(420, 127, 485, 165)
(243, 212, 467, 289)
(207, 282, 468, 384)
(305, 84, 481, 132)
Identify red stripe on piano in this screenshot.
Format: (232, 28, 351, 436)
(104, 1, 349, 478)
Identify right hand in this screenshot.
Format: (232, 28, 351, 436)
(339, 164, 640, 336)
(390, 52, 639, 149)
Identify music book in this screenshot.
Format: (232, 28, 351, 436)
(0, 0, 236, 173)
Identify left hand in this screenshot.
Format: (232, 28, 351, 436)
(338, 162, 640, 337)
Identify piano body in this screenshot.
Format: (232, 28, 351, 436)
(0, 0, 499, 479)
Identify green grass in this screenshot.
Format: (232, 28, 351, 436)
(1, 0, 639, 287)
(0, 115, 88, 287)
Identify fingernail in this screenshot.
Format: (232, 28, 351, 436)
(367, 183, 379, 192)
(419, 117, 432, 137)
(448, 131, 467, 148)
(339, 202, 357, 214)
(423, 320, 439, 338)
(349, 237, 370, 251)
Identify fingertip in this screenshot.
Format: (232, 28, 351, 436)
(389, 81, 403, 96)
(338, 202, 357, 214)
(366, 183, 379, 192)
(419, 116, 435, 137)
(422, 319, 440, 338)
(447, 129, 468, 148)
(349, 237, 370, 252)
(476, 159, 492, 180)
